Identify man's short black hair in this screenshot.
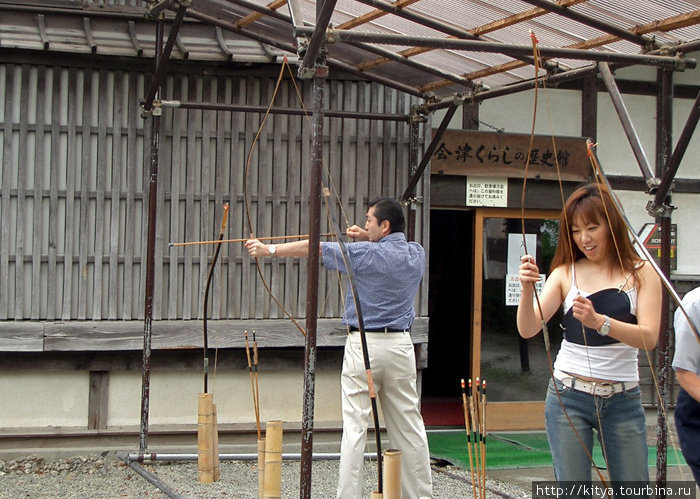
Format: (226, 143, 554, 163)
(368, 198, 405, 234)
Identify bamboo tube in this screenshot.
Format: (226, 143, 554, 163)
(461, 379, 477, 499)
(383, 449, 402, 499)
(197, 393, 215, 483)
(257, 438, 266, 499)
(263, 420, 283, 499)
(467, 379, 480, 494)
(212, 402, 220, 482)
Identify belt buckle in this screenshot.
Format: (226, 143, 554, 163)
(594, 381, 615, 398)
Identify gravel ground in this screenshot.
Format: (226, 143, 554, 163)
(0, 454, 531, 498)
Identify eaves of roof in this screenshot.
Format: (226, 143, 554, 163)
(1, 0, 700, 101)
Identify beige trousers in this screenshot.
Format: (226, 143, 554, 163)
(337, 331, 432, 499)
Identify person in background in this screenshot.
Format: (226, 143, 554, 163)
(517, 184, 661, 492)
(245, 197, 432, 499)
(672, 286, 700, 490)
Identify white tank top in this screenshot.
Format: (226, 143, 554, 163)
(553, 264, 641, 382)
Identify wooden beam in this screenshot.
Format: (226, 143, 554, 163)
(337, 0, 419, 30)
(236, 0, 288, 28)
(0, 318, 429, 352)
(88, 371, 109, 430)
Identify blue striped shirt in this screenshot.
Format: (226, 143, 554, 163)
(321, 232, 425, 330)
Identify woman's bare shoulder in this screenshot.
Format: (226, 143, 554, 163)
(635, 259, 662, 289)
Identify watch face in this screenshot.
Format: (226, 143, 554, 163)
(269, 245, 276, 254)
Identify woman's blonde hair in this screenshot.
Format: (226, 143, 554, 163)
(550, 184, 640, 276)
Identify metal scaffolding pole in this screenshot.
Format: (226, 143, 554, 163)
(293, 26, 694, 70)
(142, 1, 188, 112)
(139, 14, 165, 456)
(401, 99, 460, 203)
(598, 62, 656, 184)
(655, 68, 673, 489)
(299, 3, 329, 495)
(182, 6, 426, 98)
(158, 100, 410, 121)
(300, 0, 337, 71)
(653, 87, 700, 207)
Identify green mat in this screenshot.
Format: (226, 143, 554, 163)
(428, 431, 689, 470)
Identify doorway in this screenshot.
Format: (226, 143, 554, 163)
(421, 209, 473, 426)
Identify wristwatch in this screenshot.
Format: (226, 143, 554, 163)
(598, 315, 611, 336)
(268, 244, 277, 256)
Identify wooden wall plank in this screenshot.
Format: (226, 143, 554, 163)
(183, 77, 197, 319)
(227, 78, 244, 319)
(167, 75, 183, 320)
(35, 317, 429, 352)
(195, 78, 210, 321)
(32, 66, 46, 320)
(62, 68, 78, 320)
(138, 110, 150, 321)
(87, 371, 109, 430)
(153, 82, 170, 321)
(93, 69, 108, 320)
(78, 69, 92, 320)
(0, 322, 44, 352)
(123, 70, 138, 319)
(285, 92, 301, 320)
(271, 87, 285, 320)
(15, 65, 29, 319)
(213, 76, 228, 321)
(0, 65, 14, 319)
(48, 67, 61, 319)
(109, 71, 123, 320)
(297, 81, 311, 318)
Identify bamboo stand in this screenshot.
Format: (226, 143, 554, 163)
(213, 402, 220, 481)
(383, 449, 402, 499)
(197, 392, 219, 483)
(263, 420, 283, 499)
(461, 379, 477, 499)
(257, 438, 266, 499)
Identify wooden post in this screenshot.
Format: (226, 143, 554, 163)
(257, 438, 266, 499)
(197, 393, 216, 483)
(383, 449, 402, 499)
(263, 420, 283, 498)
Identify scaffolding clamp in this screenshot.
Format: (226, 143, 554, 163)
(646, 199, 676, 219)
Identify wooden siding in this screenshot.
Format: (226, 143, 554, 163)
(0, 62, 429, 327)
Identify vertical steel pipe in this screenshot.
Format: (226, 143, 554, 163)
(406, 116, 421, 241)
(401, 101, 460, 202)
(300, 0, 337, 70)
(654, 68, 673, 489)
(654, 87, 700, 206)
(142, 2, 188, 111)
(139, 16, 164, 455)
(299, 60, 326, 499)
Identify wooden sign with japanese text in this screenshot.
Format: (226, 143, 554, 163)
(429, 129, 590, 181)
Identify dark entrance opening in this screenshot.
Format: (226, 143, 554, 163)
(421, 209, 473, 426)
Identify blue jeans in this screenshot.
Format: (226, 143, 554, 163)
(545, 377, 649, 497)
